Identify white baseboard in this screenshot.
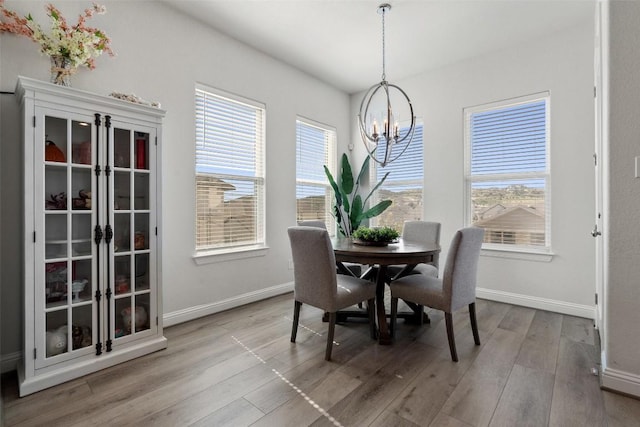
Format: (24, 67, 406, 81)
(163, 282, 294, 327)
(476, 287, 596, 319)
(601, 366, 640, 398)
(1, 351, 21, 374)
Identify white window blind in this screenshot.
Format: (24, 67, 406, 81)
(296, 118, 336, 233)
(371, 124, 424, 232)
(195, 85, 265, 252)
(464, 93, 550, 251)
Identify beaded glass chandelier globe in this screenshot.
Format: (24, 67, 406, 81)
(358, 3, 416, 167)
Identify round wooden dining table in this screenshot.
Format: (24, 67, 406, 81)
(331, 237, 441, 344)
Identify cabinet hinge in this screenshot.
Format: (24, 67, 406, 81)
(594, 153, 597, 166)
(32, 116, 36, 127)
(33, 348, 37, 359)
(95, 289, 102, 301)
(94, 164, 101, 177)
(155, 227, 158, 236)
(156, 316, 158, 326)
(595, 293, 598, 305)
(96, 342, 102, 356)
(33, 231, 36, 243)
(155, 136, 158, 146)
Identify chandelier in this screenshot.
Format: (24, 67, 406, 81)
(358, 3, 416, 167)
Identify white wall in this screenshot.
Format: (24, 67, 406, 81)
(601, 0, 640, 397)
(352, 21, 596, 316)
(0, 1, 351, 359)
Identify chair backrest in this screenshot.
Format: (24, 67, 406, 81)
(297, 220, 327, 229)
(287, 226, 337, 310)
(402, 221, 441, 268)
(441, 227, 485, 311)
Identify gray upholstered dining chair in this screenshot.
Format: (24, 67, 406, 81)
(297, 220, 362, 277)
(388, 220, 441, 280)
(288, 226, 377, 361)
(390, 227, 485, 362)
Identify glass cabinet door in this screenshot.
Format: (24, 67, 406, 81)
(37, 110, 97, 368)
(111, 125, 155, 343)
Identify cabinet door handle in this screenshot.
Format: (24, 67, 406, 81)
(591, 224, 602, 237)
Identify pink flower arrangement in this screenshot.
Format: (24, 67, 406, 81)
(0, 0, 114, 70)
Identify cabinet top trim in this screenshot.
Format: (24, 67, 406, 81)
(15, 76, 166, 119)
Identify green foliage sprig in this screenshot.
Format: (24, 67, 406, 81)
(352, 226, 399, 243)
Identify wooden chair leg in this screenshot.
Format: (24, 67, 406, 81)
(445, 312, 458, 362)
(469, 302, 481, 345)
(390, 297, 399, 338)
(367, 298, 377, 340)
(325, 312, 336, 361)
(291, 301, 301, 343)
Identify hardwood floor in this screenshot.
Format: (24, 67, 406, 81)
(3, 294, 640, 426)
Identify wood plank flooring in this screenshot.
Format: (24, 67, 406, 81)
(2, 294, 640, 426)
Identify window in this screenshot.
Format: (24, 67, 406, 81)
(296, 118, 336, 233)
(464, 93, 550, 252)
(371, 124, 424, 232)
(195, 85, 265, 253)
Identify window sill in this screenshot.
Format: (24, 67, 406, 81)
(480, 245, 554, 262)
(193, 244, 269, 265)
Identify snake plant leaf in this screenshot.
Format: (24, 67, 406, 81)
(362, 171, 390, 207)
(350, 194, 363, 229)
(324, 165, 342, 208)
(362, 200, 393, 219)
(355, 154, 370, 186)
(339, 154, 354, 195)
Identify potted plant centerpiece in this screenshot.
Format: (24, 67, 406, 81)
(351, 226, 399, 246)
(324, 153, 393, 238)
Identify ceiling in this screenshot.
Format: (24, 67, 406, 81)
(163, 0, 594, 94)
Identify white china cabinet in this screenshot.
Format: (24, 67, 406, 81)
(16, 77, 167, 396)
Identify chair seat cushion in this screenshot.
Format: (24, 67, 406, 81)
(412, 263, 438, 277)
(390, 274, 446, 311)
(334, 275, 376, 312)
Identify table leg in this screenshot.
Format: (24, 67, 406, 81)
(376, 265, 392, 345)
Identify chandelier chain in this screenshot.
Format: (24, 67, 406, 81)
(381, 7, 386, 81)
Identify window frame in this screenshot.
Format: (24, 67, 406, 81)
(463, 92, 553, 259)
(295, 116, 337, 235)
(193, 83, 267, 262)
(370, 121, 424, 231)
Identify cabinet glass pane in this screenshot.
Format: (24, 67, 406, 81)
(134, 293, 150, 333)
(71, 214, 92, 256)
(114, 255, 131, 295)
(134, 132, 149, 170)
(44, 116, 68, 163)
(114, 213, 131, 253)
(114, 298, 132, 338)
(134, 213, 149, 251)
(114, 171, 130, 210)
(45, 261, 68, 308)
(45, 216, 67, 259)
(134, 173, 149, 210)
(46, 309, 68, 357)
(72, 305, 92, 350)
(71, 168, 92, 211)
(135, 253, 149, 291)
(45, 167, 67, 210)
(71, 120, 92, 165)
(114, 128, 131, 168)
(71, 259, 92, 303)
